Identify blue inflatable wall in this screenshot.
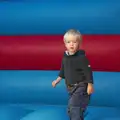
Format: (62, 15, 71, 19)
(1, 70, 120, 107)
(1, 1, 120, 35)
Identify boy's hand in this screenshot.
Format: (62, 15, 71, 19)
(52, 77, 62, 88)
(87, 83, 94, 95)
(52, 80, 58, 88)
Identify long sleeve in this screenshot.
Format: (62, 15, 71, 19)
(58, 59, 65, 79)
(83, 56, 93, 84)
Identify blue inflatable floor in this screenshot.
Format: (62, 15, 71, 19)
(0, 104, 120, 120)
(1, 70, 120, 120)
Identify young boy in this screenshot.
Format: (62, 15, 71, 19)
(52, 29, 94, 120)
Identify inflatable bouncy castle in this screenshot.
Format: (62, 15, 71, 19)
(0, 1, 120, 120)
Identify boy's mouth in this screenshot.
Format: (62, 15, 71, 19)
(70, 47, 74, 49)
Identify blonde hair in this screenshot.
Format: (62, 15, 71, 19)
(63, 29, 82, 42)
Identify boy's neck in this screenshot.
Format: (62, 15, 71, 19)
(69, 52, 75, 55)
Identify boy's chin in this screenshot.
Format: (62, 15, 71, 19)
(69, 49, 77, 52)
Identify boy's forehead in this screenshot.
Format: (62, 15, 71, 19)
(65, 35, 78, 41)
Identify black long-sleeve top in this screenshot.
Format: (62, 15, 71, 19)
(58, 50, 93, 85)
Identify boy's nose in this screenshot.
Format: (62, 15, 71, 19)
(70, 42, 74, 46)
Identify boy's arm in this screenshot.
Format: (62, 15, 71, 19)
(82, 56, 94, 94)
(55, 76, 62, 84)
(83, 56, 93, 84)
(58, 60, 65, 79)
(52, 57, 65, 87)
(55, 59, 65, 83)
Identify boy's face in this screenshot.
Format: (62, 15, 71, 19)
(64, 35, 80, 54)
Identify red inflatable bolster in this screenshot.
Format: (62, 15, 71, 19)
(0, 35, 120, 71)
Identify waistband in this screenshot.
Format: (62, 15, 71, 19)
(67, 82, 87, 88)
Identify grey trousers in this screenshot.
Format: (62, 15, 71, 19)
(67, 83, 90, 120)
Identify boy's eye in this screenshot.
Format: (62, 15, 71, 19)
(66, 41, 70, 43)
(72, 41, 77, 43)
(66, 40, 77, 43)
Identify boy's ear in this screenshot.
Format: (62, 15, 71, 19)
(80, 36, 82, 43)
(79, 40, 82, 45)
